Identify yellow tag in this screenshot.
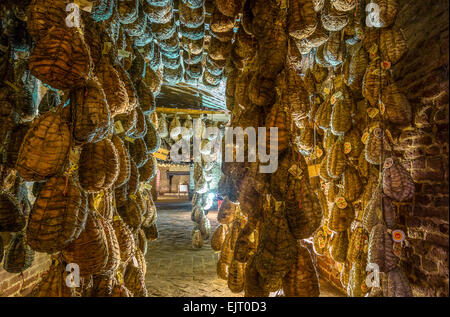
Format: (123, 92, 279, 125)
(344, 142, 352, 154)
(248, 232, 255, 243)
(334, 78, 344, 90)
(335, 197, 348, 209)
(124, 136, 135, 143)
(117, 49, 132, 58)
(129, 194, 137, 200)
(361, 132, 369, 145)
(117, 271, 124, 285)
(157, 148, 170, 155)
(65, 163, 79, 177)
(379, 100, 385, 115)
(385, 129, 394, 144)
(367, 107, 379, 118)
(113, 215, 121, 221)
(308, 164, 320, 178)
(114, 121, 124, 134)
(324, 88, 331, 95)
(153, 151, 168, 161)
(76, 27, 84, 37)
(274, 201, 284, 211)
(315, 147, 323, 158)
(143, 183, 152, 190)
(93, 191, 104, 210)
(102, 42, 112, 55)
(288, 164, 303, 180)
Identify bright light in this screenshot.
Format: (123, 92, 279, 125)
(207, 192, 215, 200)
(203, 196, 213, 210)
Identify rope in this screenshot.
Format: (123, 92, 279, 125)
(63, 164, 78, 196)
(18, 272, 25, 296)
(377, 26, 385, 223)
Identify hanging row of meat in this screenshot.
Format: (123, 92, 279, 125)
(210, 0, 414, 297)
(0, 0, 167, 296)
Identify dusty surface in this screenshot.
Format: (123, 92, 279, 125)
(144, 199, 345, 297)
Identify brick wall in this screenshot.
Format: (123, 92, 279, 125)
(0, 233, 51, 297)
(157, 166, 190, 195)
(316, 0, 449, 297)
(392, 0, 449, 297)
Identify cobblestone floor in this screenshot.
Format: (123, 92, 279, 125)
(144, 199, 345, 297)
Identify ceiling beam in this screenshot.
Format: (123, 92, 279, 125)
(155, 107, 226, 115)
(156, 82, 227, 111)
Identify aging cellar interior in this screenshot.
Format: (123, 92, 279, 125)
(0, 0, 448, 298)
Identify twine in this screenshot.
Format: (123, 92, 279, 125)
(354, 0, 359, 17)
(63, 164, 78, 196)
(18, 272, 25, 296)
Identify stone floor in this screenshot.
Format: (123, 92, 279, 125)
(144, 198, 345, 297)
